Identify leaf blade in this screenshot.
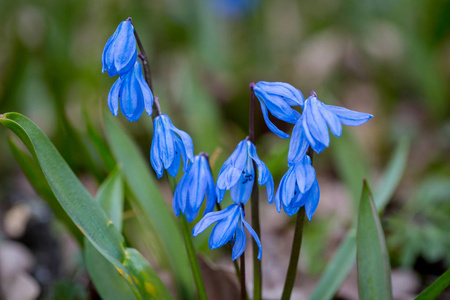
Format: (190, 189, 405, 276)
(356, 180, 392, 300)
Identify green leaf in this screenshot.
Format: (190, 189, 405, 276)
(103, 113, 194, 298)
(357, 180, 392, 300)
(310, 138, 409, 300)
(85, 168, 135, 300)
(415, 268, 450, 300)
(7, 135, 83, 244)
(0, 112, 172, 300)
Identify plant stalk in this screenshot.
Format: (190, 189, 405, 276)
(249, 83, 262, 299)
(240, 253, 246, 300)
(281, 149, 313, 300)
(180, 214, 208, 300)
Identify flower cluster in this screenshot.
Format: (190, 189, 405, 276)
(103, 20, 373, 261)
(102, 18, 153, 122)
(255, 83, 372, 218)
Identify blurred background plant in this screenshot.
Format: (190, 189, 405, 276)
(0, 0, 450, 299)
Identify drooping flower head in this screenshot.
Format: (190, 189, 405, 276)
(151, 114, 194, 178)
(216, 138, 273, 204)
(192, 203, 262, 261)
(253, 81, 304, 139)
(102, 19, 137, 77)
(108, 61, 153, 122)
(289, 91, 373, 157)
(173, 154, 216, 222)
(275, 155, 320, 220)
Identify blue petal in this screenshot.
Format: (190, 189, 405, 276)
(293, 156, 316, 193)
(248, 141, 274, 202)
(274, 173, 286, 213)
(231, 217, 246, 261)
(255, 81, 304, 107)
(150, 119, 164, 178)
(215, 187, 226, 204)
(173, 172, 188, 217)
(288, 118, 309, 166)
(107, 77, 121, 116)
(202, 156, 217, 216)
(230, 159, 254, 205)
(192, 204, 237, 236)
(254, 86, 300, 124)
(134, 62, 153, 116)
(318, 101, 342, 137)
(119, 65, 144, 122)
(302, 111, 326, 153)
(166, 152, 181, 177)
(113, 20, 137, 76)
(174, 135, 188, 173)
(305, 179, 320, 221)
(102, 21, 122, 76)
(326, 105, 373, 126)
(283, 202, 300, 217)
(159, 115, 176, 169)
(189, 157, 208, 216)
(306, 97, 330, 147)
(243, 219, 262, 260)
(216, 141, 248, 193)
(282, 166, 297, 208)
(209, 205, 240, 249)
(167, 117, 194, 164)
(258, 100, 290, 139)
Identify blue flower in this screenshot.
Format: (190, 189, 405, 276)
(173, 154, 216, 222)
(102, 19, 137, 77)
(192, 203, 262, 260)
(253, 81, 304, 139)
(275, 155, 320, 220)
(291, 91, 373, 155)
(216, 139, 273, 205)
(107, 61, 153, 122)
(151, 114, 194, 178)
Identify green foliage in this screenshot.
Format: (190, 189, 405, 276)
(387, 176, 450, 267)
(0, 112, 172, 300)
(103, 113, 194, 299)
(357, 180, 392, 300)
(310, 138, 409, 300)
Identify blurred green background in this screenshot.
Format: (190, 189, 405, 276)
(1, 0, 450, 299)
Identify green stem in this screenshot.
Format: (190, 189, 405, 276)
(281, 207, 306, 300)
(249, 83, 262, 300)
(241, 254, 246, 300)
(180, 214, 208, 300)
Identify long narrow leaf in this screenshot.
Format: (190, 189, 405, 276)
(7, 136, 83, 244)
(0, 112, 172, 300)
(357, 180, 392, 300)
(415, 268, 450, 300)
(309, 138, 409, 300)
(103, 114, 194, 298)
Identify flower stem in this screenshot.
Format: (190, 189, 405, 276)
(240, 253, 246, 300)
(281, 207, 306, 300)
(281, 148, 313, 300)
(130, 18, 160, 117)
(249, 83, 262, 300)
(180, 214, 208, 300)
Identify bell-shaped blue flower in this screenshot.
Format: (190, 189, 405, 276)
(102, 19, 137, 77)
(293, 91, 373, 154)
(216, 139, 273, 205)
(192, 203, 262, 261)
(253, 81, 304, 139)
(173, 154, 216, 222)
(275, 155, 320, 220)
(151, 114, 194, 178)
(108, 61, 153, 122)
